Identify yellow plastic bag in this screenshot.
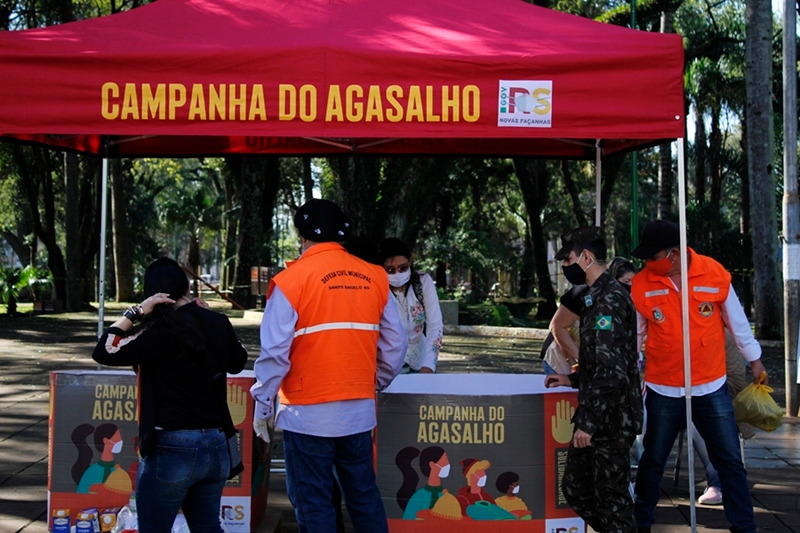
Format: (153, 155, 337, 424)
(732, 373, 783, 432)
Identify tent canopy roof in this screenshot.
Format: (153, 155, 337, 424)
(0, 0, 685, 158)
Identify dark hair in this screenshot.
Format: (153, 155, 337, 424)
(608, 256, 636, 281)
(344, 235, 380, 265)
(140, 257, 206, 355)
(144, 257, 190, 300)
(570, 238, 607, 261)
(495, 471, 520, 493)
(394, 446, 445, 511)
(70, 423, 119, 485)
(379, 238, 412, 263)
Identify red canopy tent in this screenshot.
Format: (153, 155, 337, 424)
(1, 0, 712, 526)
(0, 0, 684, 158)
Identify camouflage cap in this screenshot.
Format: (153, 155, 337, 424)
(554, 226, 604, 260)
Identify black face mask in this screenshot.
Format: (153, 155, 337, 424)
(562, 262, 586, 285)
(620, 283, 632, 294)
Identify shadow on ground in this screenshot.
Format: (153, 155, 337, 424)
(0, 310, 796, 533)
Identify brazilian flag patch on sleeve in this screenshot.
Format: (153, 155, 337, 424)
(595, 315, 612, 330)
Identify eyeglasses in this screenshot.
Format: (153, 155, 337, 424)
(384, 264, 410, 275)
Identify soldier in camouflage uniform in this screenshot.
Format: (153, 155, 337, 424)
(545, 227, 643, 533)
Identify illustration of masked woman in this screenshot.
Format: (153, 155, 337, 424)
(71, 422, 128, 493)
(395, 446, 451, 519)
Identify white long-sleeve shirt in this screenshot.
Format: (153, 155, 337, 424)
(250, 285, 406, 437)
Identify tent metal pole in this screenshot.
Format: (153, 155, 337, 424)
(677, 138, 697, 531)
(782, 0, 800, 414)
(97, 158, 108, 341)
(595, 140, 602, 226)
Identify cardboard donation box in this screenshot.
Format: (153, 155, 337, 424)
(48, 370, 269, 532)
(377, 374, 583, 533)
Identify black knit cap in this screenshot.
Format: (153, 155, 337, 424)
(294, 199, 352, 242)
(631, 219, 680, 259)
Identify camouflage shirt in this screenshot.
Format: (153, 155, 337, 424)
(567, 271, 643, 443)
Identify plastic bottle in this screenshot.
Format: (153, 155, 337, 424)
(111, 494, 138, 533)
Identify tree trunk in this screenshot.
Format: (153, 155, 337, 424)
(111, 159, 135, 302)
(231, 157, 280, 309)
(15, 146, 68, 304)
(230, 158, 260, 309)
(514, 158, 557, 319)
(657, 11, 675, 221)
(657, 143, 673, 219)
(80, 158, 102, 306)
(560, 160, 588, 228)
(302, 157, 314, 203)
(745, 0, 782, 339)
(64, 153, 83, 311)
(708, 104, 723, 247)
(332, 157, 386, 239)
(694, 107, 707, 207)
(435, 189, 453, 289)
(518, 225, 535, 299)
(599, 154, 625, 213)
(221, 159, 240, 292)
(0, 229, 32, 268)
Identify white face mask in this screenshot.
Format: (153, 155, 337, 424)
(111, 440, 123, 454)
(388, 270, 411, 288)
(438, 464, 450, 478)
(512, 485, 520, 494)
(477, 475, 487, 487)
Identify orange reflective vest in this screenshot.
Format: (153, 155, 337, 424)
(269, 242, 390, 405)
(631, 248, 730, 387)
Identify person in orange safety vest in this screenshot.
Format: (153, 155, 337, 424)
(250, 199, 406, 533)
(630, 219, 765, 533)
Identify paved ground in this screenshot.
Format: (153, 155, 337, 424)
(1, 309, 798, 533)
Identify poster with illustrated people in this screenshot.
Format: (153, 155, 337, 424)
(48, 370, 269, 532)
(48, 371, 140, 517)
(377, 374, 584, 533)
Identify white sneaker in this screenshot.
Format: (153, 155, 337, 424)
(698, 486, 723, 505)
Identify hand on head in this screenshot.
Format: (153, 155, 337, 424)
(141, 293, 175, 315)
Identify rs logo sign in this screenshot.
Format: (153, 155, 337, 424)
(498, 80, 553, 128)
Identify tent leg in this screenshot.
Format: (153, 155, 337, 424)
(97, 158, 108, 344)
(676, 138, 697, 532)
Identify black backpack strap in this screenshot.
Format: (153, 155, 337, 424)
(410, 270, 426, 335)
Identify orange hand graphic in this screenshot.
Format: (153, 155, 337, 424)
(226, 383, 248, 426)
(551, 399, 575, 444)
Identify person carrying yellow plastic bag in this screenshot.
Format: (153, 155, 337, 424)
(732, 372, 784, 431)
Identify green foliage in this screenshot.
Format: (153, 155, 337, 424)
(488, 302, 513, 327)
(457, 300, 523, 327)
(131, 158, 224, 265)
(18, 265, 52, 300)
(0, 260, 50, 299)
(0, 266, 21, 306)
(436, 286, 457, 301)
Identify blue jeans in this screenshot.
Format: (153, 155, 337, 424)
(283, 429, 388, 533)
(136, 428, 228, 533)
(634, 385, 755, 532)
